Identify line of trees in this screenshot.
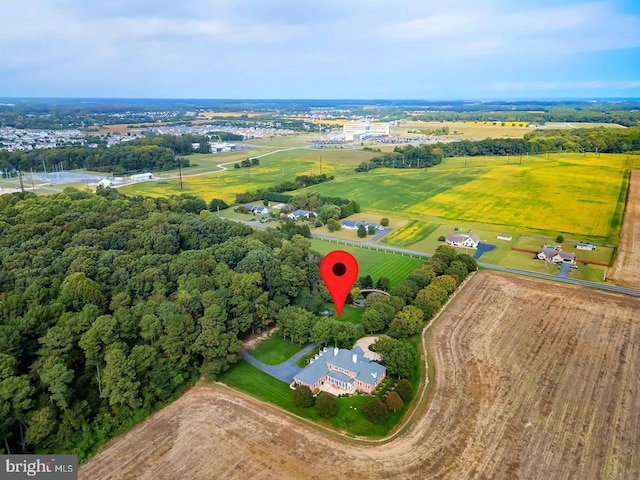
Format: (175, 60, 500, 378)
(235, 174, 334, 204)
(413, 106, 640, 127)
(0, 188, 323, 460)
(356, 126, 640, 173)
(0, 145, 184, 176)
(356, 246, 477, 422)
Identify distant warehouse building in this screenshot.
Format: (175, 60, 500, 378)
(129, 173, 154, 182)
(209, 142, 237, 153)
(343, 122, 390, 141)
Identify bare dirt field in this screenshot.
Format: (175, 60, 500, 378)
(609, 170, 640, 288)
(80, 272, 640, 480)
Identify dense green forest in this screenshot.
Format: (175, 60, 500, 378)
(0, 189, 323, 460)
(357, 127, 640, 172)
(0, 134, 212, 176)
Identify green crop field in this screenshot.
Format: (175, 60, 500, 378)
(310, 238, 422, 288)
(382, 220, 439, 247)
(303, 153, 638, 244)
(119, 148, 378, 203)
(120, 146, 637, 245)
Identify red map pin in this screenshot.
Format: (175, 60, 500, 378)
(320, 250, 359, 317)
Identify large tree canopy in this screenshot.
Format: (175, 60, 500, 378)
(0, 188, 321, 460)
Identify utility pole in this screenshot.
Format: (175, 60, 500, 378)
(178, 157, 183, 190)
(18, 171, 25, 192)
(319, 152, 322, 175)
(30, 168, 35, 190)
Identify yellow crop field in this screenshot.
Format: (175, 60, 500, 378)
(313, 119, 351, 125)
(383, 220, 438, 246)
(407, 155, 630, 239)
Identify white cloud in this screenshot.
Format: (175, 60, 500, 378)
(0, 0, 639, 97)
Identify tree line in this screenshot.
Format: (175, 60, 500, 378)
(235, 174, 335, 204)
(413, 106, 640, 127)
(289, 245, 478, 423)
(0, 132, 245, 177)
(356, 126, 640, 172)
(0, 188, 324, 460)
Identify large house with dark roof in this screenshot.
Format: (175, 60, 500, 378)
(292, 347, 386, 394)
(537, 246, 576, 264)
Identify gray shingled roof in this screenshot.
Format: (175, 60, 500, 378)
(293, 348, 386, 387)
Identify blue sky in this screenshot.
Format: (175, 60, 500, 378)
(1, 0, 640, 99)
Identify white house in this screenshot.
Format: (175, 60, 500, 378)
(537, 247, 576, 264)
(287, 209, 317, 220)
(341, 220, 381, 230)
(445, 233, 480, 249)
(96, 178, 112, 188)
(243, 204, 268, 215)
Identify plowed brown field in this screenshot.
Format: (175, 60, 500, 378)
(80, 272, 640, 480)
(609, 170, 640, 288)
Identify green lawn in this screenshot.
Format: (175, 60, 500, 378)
(320, 303, 364, 325)
(567, 264, 608, 282)
(246, 332, 305, 365)
(310, 238, 423, 288)
(217, 360, 406, 436)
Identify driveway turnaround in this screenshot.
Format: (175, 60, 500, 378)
(241, 343, 317, 383)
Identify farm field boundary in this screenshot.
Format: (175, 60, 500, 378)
(609, 170, 640, 288)
(79, 272, 640, 479)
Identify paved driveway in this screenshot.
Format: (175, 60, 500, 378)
(241, 343, 316, 383)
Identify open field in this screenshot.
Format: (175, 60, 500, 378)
(119, 148, 378, 203)
(119, 148, 638, 244)
(304, 153, 637, 244)
(409, 158, 629, 241)
(309, 238, 423, 288)
(80, 272, 640, 479)
(609, 170, 640, 287)
(397, 120, 532, 139)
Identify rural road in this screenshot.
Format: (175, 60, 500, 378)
(226, 217, 640, 298)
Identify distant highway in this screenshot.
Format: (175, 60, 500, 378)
(226, 218, 640, 298)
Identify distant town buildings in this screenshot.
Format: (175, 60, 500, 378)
(343, 122, 390, 141)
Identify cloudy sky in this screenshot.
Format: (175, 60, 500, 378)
(1, 0, 640, 99)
